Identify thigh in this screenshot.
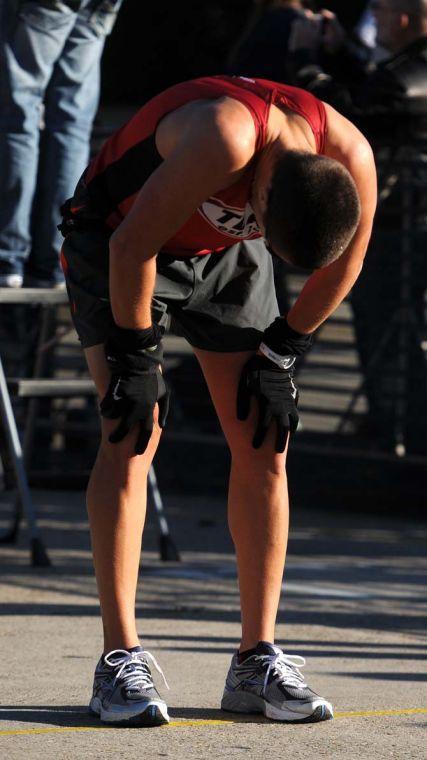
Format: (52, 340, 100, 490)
(175, 240, 280, 353)
(2, 1, 77, 98)
(193, 348, 288, 470)
(44, 5, 107, 127)
(81, 0, 123, 37)
(85, 342, 111, 399)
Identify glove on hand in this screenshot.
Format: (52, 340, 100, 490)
(261, 316, 313, 359)
(237, 355, 299, 453)
(237, 317, 313, 452)
(100, 324, 170, 455)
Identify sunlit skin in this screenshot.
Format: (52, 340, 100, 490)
(85, 93, 377, 654)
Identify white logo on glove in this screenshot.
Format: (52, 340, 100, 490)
(259, 343, 296, 370)
(112, 377, 122, 401)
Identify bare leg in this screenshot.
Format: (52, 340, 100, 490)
(85, 345, 162, 653)
(194, 348, 289, 652)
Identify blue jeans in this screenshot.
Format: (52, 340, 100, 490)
(0, 0, 122, 281)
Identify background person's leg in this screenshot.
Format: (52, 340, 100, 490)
(29, 0, 122, 283)
(193, 348, 289, 652)
(0, 0, 76, 280)
(84, 344, 162, 653)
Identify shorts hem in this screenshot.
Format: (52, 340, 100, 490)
(186, 338, 260, 353)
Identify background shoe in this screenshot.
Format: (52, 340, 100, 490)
(221, 641, 333, 723)
(0, 273, 23, 288)
(89, 647, 170, 726)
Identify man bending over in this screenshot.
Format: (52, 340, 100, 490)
(60, 74, 376, 727)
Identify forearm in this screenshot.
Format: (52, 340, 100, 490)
(109, 241, 157, 329)
(286, 239, 366, 334)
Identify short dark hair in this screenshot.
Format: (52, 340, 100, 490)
(265, 151, 361, 269)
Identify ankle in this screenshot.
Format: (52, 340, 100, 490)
(238, 645, 258, 663)
(239, 642, 257, 654)
(239, 637, 274, 653)
(238, 639, 277, 663)
(103, 635, 140, 654)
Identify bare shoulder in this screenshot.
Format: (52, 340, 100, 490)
(323, 102, 375, 168)
(156, 96, 257, 171)
(323, 102, 377, 223)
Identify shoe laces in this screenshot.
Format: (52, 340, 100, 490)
(103, 649, 170, 691)
(260, 652, 307, 694)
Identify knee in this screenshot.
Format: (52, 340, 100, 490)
(98, 419, 161, 478)
(230, 437, 288, 481)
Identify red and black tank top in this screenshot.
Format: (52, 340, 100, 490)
(71, 75, 327, 256)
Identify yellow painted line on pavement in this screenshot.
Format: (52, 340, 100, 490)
(169, 719, 231, 727)
(0, 720, 233, 736)
(1, 727, 103, 737)
(0, 708, 426, 737)
(335, 708, 427, 719)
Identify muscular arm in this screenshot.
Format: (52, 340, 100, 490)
(108, 100, 256, 328)
(287, 103, 377, 334)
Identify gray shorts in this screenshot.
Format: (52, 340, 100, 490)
(61, 228, 280, 351)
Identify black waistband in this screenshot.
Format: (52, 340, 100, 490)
(58, 198, 110, 238)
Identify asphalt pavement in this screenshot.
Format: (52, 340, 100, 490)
(0, 488, 426, 759)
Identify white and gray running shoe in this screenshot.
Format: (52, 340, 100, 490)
(89, 647, 170, 726)
(221, 641, 333, 723)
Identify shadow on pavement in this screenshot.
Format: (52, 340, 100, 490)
(0, 707, 100, 729)
(1, 492, 426, 637)
(338, 672, 427, 681)
(0, 602, 426, 634)
(0, 706, 264, 728)
(141, 633, 427, 650)
(147, 645, 427, 661)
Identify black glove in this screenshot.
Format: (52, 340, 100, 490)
(237, 355, 299, 453)
(100, 324, 170, 455)
(261, 316, 313, 359)
(237, 317, 313, 453)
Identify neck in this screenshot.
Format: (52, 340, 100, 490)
(270, 106, 316, 154)
(250, 106, 316, 231)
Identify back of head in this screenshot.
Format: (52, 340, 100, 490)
(265, 151, 361, 270)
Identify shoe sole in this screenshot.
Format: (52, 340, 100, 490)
(89, 696, 170, 727)
(221, 692, 333, 723)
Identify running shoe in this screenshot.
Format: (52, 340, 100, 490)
(89, 647, 170, 726)
(221, 641, 333, 723)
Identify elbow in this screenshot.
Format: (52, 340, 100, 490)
(109, 229, 136, 265)
(333, 248, 365, 285)
(348, 251, 366, 287)
(338, 256, 363, 284)
(349, 250, 366, 279)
